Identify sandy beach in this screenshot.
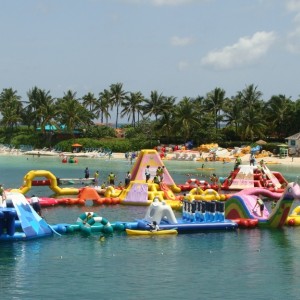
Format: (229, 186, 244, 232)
(0, 146, 299, 166)
(165, 149, 300, 167)
(224, 152, 300, 166)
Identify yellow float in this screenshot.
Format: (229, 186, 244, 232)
(10, 170, 79, 195)
(186, 188, 227, 201)
(126, 229, 178, 236)
(286, 206, 300, 226)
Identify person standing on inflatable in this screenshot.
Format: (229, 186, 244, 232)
(0, 184, 6, 207)
(94, 170, 99, 186)
(125, 171, 131, 187)
(145, 165, 151, 183)
(30, 195, 42, 217)
(108, 172, 116, 185)
(84, 167, 90, 179)
(253, 196, 265, 217)
(234, 156, 242, 169)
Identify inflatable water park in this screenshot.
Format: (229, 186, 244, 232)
(2, 181, 300, 241)
(9, 149, 184, 207)
(221, 164, 288, 193)
(225, 182, 300, 228)
(9, 149, 288, 207)
(2, 148, 300, 242)
(0, 192, 56, 241)
(0, 192, 237, 241)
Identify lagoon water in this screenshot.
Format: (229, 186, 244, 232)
(1, 154, 300, 300)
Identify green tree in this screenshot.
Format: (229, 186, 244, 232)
(238, 84, 263, 110)
(110, 83, 127, 128)
(172, 97, 201, 141)
(155, 110, 175, 143)
(204, 87, 226, 132)
(97, 89, 111, 124)
(82, 92, 98, 112)
(142, 91, 165, 121)
(121, 91, 144, 127)
(57, 90, 94, 136)
(223, 96, 244, 137)
(0, 88, 23, 137)
(265, 94, 294, 138)
(240, 105, 266, 141)
(26, 86, 44, 129)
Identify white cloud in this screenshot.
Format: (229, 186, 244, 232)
(287, 27, 300, 53)
(285, 1, 300, 53)
(201, 31, 277, 70)
(177, 60, 189, 70)
(286, 0, 300, 13)
(286, 0, 300, 22)
(170, 36, 194, 46)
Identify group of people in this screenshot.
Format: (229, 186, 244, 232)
(145, 165, 165, 184)
(84, 167, 132, 188)
(125, 152, 137, 165)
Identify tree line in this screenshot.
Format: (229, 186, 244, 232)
(0, 82, 300, 147)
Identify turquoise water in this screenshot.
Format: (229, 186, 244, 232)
(1, 155, 300, 299)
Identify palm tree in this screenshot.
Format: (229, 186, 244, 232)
(142, 91, 165, 121)
(110, 83, 127, 128)
(0, 88, 23, 136)
(172, 97, 201, 141)
(97, 89, 111, 124)
(121, 91, 144, 127)
(238, 84, 263, 109)
(57, 90, 94, 136)
(265, 94, 294, 138)
(233, 84, 265, 140)
(223, 96, 244, 136)
(26, 87, 55, 130)
(82, 92, 98, 112)
(26, 86, 43, 129)
(0, 88, 21, 110)
(292, 98, 300, 133)
(155, 110, 175, 143)
(142, 91, 175, 122)
(204, 87, 226, 132)
(240, 105, 267, 141)
(38, 99, 60, 134)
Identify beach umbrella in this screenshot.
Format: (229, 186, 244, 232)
(255, 140, 267, 145)
(72, 143, 82, 147)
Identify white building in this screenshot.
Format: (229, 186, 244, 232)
(285, 132, 300, 156)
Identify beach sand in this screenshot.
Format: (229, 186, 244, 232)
(233, 153, 300, 166)
(0, 148, 299, 166)
(166, 151, 300, 167)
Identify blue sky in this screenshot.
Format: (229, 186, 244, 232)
(1, 0, 300, 113)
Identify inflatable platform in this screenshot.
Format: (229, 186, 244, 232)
(0, 192, 56, 241)
(117, 199, 237, 233)
(221, 164, 287, 193)
(225, 182, 300, 228)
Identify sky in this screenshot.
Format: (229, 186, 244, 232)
(1, 0, 300, 118)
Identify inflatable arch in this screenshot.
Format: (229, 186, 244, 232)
(143, 199, 178, 225)
(11, 170, 79, 195)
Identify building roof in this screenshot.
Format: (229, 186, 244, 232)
(286, 132, 300, 140)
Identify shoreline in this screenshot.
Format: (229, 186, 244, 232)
(0, 149, 299, 166)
